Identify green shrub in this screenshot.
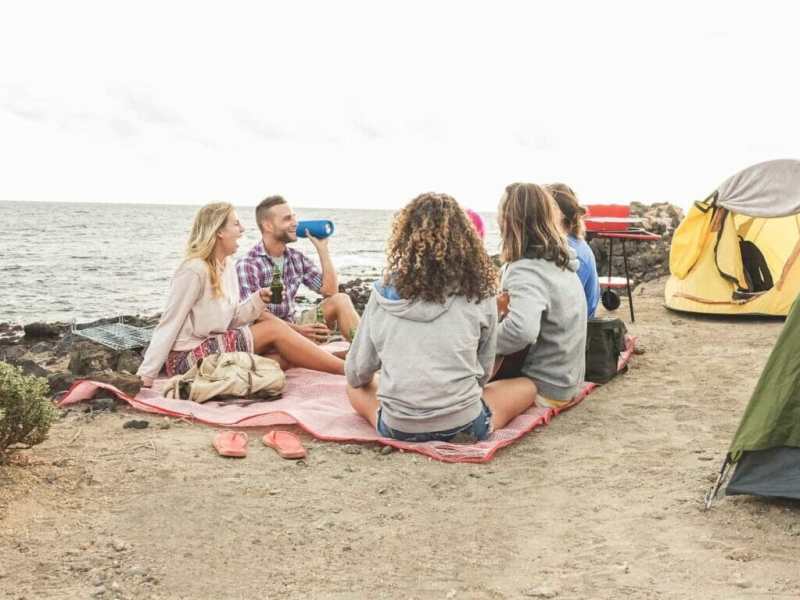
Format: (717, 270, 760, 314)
(0, 361, 56, 463)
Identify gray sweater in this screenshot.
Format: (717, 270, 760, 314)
(345, 284, 497, 434)
(497, 255, 587, 400)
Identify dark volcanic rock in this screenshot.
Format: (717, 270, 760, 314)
(47, 371, 76, 393)
(68, 341, 119, 376)
(116, 350, 143, 374)
(0, 345, 26, 362)
(14, 358, 51, 378)
(2, 317, 148, 399)
(24, 322, 63, 339)
(90, 397, 117, 412)
(30, 341, 54, 354)
(339, 278, 374, 316)
(90, 370, 142, 397)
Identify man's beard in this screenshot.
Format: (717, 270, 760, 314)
(276, 229, 296, 244)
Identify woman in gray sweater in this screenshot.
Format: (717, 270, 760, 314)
(345, 193, 532, 442)
(485, 183, 587, 412)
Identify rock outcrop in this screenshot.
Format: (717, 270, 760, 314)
(0, 316, 151, 398)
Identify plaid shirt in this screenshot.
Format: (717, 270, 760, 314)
(236, 242, 323, 322)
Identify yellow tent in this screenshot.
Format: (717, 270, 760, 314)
(665, 159, 800, 316)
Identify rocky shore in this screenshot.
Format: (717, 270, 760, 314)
(0, 202, 682, 400)
(589, 201, 683, 285)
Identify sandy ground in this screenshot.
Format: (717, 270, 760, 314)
(2, 276, 799, 600)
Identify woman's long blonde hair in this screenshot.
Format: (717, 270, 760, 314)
(498, 183, 572, 268)
(185, 202, 234, 298)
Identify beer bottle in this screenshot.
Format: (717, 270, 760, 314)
(270, 266, 283, 304)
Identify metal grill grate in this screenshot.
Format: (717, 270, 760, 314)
(71, 316, 154, 351)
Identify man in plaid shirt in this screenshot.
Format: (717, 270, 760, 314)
(237, 195, 360, 343)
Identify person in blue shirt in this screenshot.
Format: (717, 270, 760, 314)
(547, 183, 600, 317)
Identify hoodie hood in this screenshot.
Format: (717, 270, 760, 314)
(373, 281, 454, 322)
(566, 251, 579, 272)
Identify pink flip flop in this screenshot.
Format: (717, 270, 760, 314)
(262, 430, 307, 459)
(213, 431, 248, 458)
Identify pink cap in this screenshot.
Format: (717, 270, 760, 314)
(465, 208, 486, 240)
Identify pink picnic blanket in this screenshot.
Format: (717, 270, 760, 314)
(59, 338, 635, 463)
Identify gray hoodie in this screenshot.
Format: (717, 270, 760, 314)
(345, 284, 497, 434)
(497, 254, 587, 400)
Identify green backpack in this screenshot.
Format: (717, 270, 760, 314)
(585, 318, 628, 384)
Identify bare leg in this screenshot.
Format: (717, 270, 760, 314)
(249, 315, 344, 375)
(263, 353, 291, 371)
(322, 293, 361, 341)
(482, 377, 537, 430)
(346, 375, 380, 427)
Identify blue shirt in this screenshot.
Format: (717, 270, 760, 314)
(567, 236, 600, 318)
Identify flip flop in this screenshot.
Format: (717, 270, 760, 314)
(262, 430, 307, 459)
(213, 431, 248, 458)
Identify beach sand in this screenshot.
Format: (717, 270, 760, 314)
(1, 277, 799, 599)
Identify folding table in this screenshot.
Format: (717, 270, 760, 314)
(584, 212, 661, 322)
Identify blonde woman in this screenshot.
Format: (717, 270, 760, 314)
(484, 183, 587, 412)
(137, 203, 344, 387)
(547, 183, 600, 317)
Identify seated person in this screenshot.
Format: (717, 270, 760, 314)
(484, 183, 587, 412)
(465, 208, 486, 240)
(345, 192, 532, 441)
(137, 203, 344, 388)
(236, 195, 359, 343)
(547, 183, 601, 317)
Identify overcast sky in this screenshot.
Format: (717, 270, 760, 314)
(1, 0, 798, 210)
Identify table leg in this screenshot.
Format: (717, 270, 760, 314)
(622, 239, 634, 322)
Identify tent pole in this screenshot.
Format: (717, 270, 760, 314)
(704, 455, 732, 510)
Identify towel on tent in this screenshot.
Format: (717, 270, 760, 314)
(59, 337, 636, 463)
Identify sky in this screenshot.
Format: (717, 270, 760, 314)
(1, 0, 799, 211)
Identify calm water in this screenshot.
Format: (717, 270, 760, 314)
(0, 201, 501, 324)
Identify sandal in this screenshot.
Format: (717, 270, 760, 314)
(262, 430, 307, 459)
(213, 431, 248, 458)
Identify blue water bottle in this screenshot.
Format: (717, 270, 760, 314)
(296, 220, 335, 239)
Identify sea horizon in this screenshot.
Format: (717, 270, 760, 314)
(0, 201, 502, 325)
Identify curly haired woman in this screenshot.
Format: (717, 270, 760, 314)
(484, 183, 587, 412)
(345, 192, 531, 442)
(137, 202, 344, 388)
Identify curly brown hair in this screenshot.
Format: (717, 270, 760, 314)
(498, 182, 572, 268)
(385, 193, 497, 304)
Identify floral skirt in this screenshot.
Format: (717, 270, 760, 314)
(164, 328, 253, 377)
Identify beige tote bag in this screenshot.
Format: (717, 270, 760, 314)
(163, 352, 285, 403)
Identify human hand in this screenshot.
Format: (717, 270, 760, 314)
(293, 322, 331, 343)
(259, 288, 272, 303)
(306, 230, 329, 253)
(497, 292, 510, 318)
(140, 376, 154, 388)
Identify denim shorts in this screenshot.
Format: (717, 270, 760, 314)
(376, 400, 493, 443)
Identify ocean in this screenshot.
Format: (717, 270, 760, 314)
(0, 201, 501, 324)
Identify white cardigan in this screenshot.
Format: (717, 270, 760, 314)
(137, 257, 265, 380)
